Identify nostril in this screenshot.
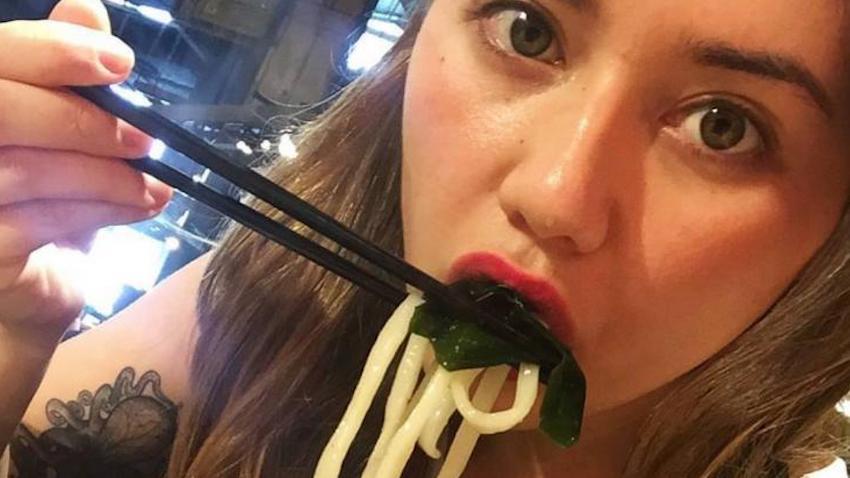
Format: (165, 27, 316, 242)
(507, 210, 530, 232)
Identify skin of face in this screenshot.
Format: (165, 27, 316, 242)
(400, 0, 850, 456)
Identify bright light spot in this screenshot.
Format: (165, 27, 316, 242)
(347, 33, 396, 72)
(80, 314, 101, 328)
(236, 140, 253, 156)
(260, 140, 272, 151)
(164, 236, 181, 251)
(192, 167, 212, 183)
(278, 133, 298, 160)
(149, 139, 167, 160)
(137, 5, 173, 25)
(176, 210, 190, 227)
(346, 18, 402, 73)
(36, 227, 168, 316)
(837, 399, 850, 418)
(90, 228, 166, 291)
(365, 18, 404, 37)
(110, 84, 153, 108)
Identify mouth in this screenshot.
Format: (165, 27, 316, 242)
(447, 252, 575, 345)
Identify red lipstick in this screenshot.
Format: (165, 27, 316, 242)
(447, 252, 574, 345)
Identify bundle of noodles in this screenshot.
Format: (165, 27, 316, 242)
(314, 280, 586, 478)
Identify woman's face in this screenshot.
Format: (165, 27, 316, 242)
(401, 0, 850, 417)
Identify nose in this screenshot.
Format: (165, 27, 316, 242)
(497, 76, 637, 254)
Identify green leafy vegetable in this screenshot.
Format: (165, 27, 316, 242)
(540, 351, 585, 446)
(409, 280, 585, 447)
(410, 302, 537, 370)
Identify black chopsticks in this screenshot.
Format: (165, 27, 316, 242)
(129, 157, 406, 305)
(71, 85, 563, 367)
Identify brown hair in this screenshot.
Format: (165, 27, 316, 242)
(166, 3, 850, 476)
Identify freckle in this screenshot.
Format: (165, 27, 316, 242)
(440, 56, 446, 63)
(519, 139, 525, 145)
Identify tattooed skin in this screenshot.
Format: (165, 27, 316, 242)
(8, 367, 178, 478)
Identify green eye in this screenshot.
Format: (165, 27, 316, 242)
(480, 3, 563, 64)
(681, 102, 764, 155)
(700, 106, 747, 150)
(508, 9, 554, 57)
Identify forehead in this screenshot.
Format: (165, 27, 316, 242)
(590, 0, 844, 35)
(592, 0, 848, 90)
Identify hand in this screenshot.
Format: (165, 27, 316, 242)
(0, 0, 172, 347)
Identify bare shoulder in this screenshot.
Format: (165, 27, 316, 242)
(9, 253, 210, 477)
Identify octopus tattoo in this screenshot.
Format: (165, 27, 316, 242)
(9, 367, 178, 478)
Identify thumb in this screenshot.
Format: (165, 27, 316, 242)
(49, 0, 111, 32)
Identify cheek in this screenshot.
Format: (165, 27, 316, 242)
(553, 126, 850, 415)
(641, 189, 798, 332)
(401, 16, 525, 269)
(588, 161, 844, 410)
(638, 158, 844, 327)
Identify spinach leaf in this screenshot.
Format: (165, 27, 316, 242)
(408, 279, 585, 447)
(411, 305, 536, 370)
(540, 351, 585, 447)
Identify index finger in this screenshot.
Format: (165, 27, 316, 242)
(0, 20, 134, 87)
(49, 0, 112, 32)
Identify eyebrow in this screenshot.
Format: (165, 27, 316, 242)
(688, 41, 834, 118)
(560, 0, 599, 16)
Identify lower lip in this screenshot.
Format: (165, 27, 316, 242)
(447, 252, 574, 345)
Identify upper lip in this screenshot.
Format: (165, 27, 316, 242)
(446, 251, 575, 345)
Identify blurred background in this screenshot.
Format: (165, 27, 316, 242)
(0, 0, 408, 333)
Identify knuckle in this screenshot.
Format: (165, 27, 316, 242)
(27, 270, 53, 303)
(0, 148, 29, 204)
(69, 98, 102, 141)
(5, 267, 83, 327)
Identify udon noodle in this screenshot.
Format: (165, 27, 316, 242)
(314, 293, 540, 478)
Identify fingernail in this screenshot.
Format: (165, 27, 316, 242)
(143, 190, 158, 207)
(143, 175, 172, 204)
(99, 38, 135, 75)
(120, 127, 151, 151)
(146, 206, 166, 219)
